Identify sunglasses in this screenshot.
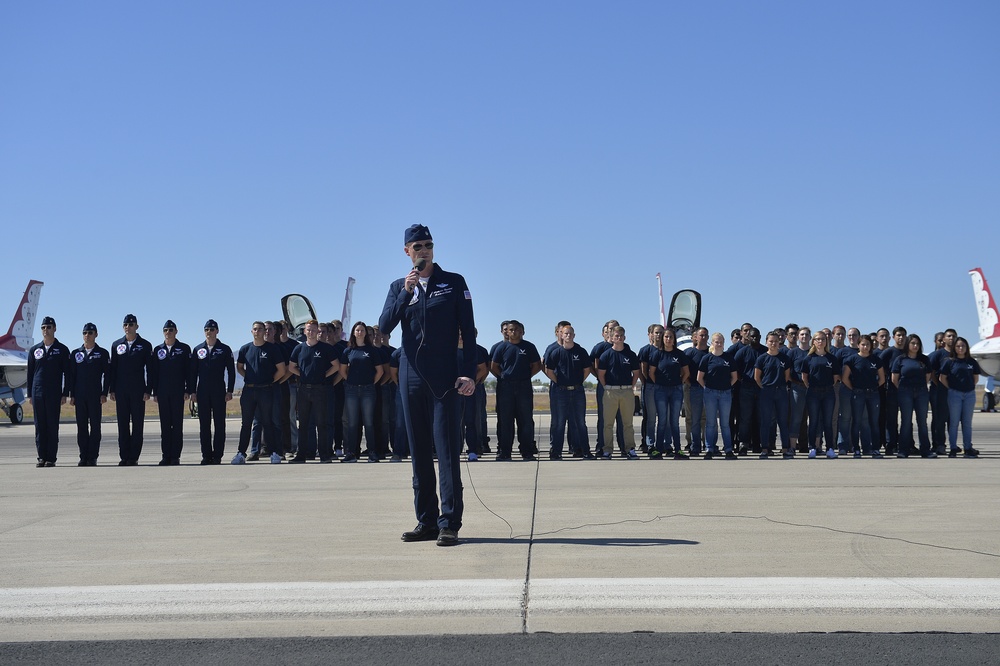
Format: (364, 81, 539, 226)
(163, 328, 176, 333)
(83, 331, 96, 335)
(41, 325, 53, 330)
(204, 328, 217, 332)
(411, 242, 433, 251)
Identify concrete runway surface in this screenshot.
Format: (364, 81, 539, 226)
(1, 412, 998, 662)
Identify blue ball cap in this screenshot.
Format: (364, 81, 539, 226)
(163, 320, 177, 331)
(404, 224, 432, 245)
(82, 322, 98, 333)
(41, 316, 56, 328)
(204, 319, 219, 330)
(123, 314, 138, 325)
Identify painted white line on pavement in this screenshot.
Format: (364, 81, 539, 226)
(1, 578, 997, 622)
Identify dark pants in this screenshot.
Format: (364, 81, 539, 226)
(198, 389, 227, 462)
(277, 383, 291, 454)
(378, 383, 396, 457)
(758, 385, 790, 451)
(116, 389, 146, 463)
(345, 383, 377, 458)
(393, 383, 410, 457)
(884, 387, 899, 454)
(297, 385, 332, 460)
(897, 386, 930, 456)
(460, 386, 485, 455)
(851, 389, 881, 454)
(332, 383, 345, 448)
(239, 386, 280, 455)
(157, 390, 185, 462)
(930, 383, 948, 450)
(549, 385, 587, 457)
(738, 381, 761, 451)
(75, 392, 103, 462)
(807, 386, 836, 451)
(400, 360, 463, 532)
(496, 378, 535, 457)
(33, 392, 62, 463)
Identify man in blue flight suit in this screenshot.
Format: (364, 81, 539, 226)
(380, 224, 477, 547)
(190, 319, 235, 465)
(109, 314, 152, 466)
(150, 320, 192, 466)
(68, 322, 109, 466)
(233, 321, 287, 465)
(27, 316, 71, 467)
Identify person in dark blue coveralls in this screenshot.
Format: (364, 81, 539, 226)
(109, 314, 152, 466)
(150, 320, 192, 466)
(379, 224, 477, 547)
(68, 322, 109, 466)
(288, 319, 340, 463)
(190, 319, 235, 465)
(232, 321, 287, 465)
(26, 316, 71, 467)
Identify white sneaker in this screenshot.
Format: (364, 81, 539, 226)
(231, 452, 246, 465)
(826, 449, 838, 459)
(467, 452, 478, 462)
(808, 448, 817, 459)
(270, 453, 282, 464)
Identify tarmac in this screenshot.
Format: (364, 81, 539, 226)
(1, 411, 998, 661)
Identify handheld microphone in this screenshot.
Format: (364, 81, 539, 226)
(414, 258, 427, 272)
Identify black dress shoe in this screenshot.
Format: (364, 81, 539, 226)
(127, 460, 139, 466)
(36, 461, 46, 468)
(44, 462, 55, 467)
(436, 528, 460, 547)
(158, 459, 170, 466)
(170, 459, 181, 466)
(401, 524, 439, 542)
(200, 459, 213, 465)
(88, 460, 98, 466)
(118, 460, 128, 466)
(78, 461, 87, 467)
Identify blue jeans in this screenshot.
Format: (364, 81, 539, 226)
(653, 384, 683, 453)
(758, 385, 790, 451)
(686, 384, 705, 454)
(703, 388, 733, 453)
(897, 386, 930, 456)
(549, 385, 588, 456)
(850, 388, 881, 454)
(947, 388, 975, 451)
(807, 386, 836, 451)
(344, 383, 377, 458)
(643, 384, 657, 447)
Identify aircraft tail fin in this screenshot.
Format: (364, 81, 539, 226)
(969, 268, 1000, 341)
(0, 280, 44, 351)
(340, 277, 356, 341)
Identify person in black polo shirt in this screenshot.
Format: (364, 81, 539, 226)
(27, 316, 71, 467)
(597, 326, 641, 460)
(232, 321, 287, 464)
(490, 320, 542, 461)
(543, 324, 592, 460)
(288, 319, 340, 463)
(69, 322, 109, 466)
(190, 319, 235, 464)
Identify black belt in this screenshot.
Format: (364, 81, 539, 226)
(243, 383, 273, 388)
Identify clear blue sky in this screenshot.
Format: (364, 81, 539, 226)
(2, 1, 998, 353)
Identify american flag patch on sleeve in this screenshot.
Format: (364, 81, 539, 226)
(464, 290, 472, 299)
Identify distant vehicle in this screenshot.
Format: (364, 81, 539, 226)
(281, 277, 356, 341)
(968, 267, 1000, 381)
(0, 280, 44, 424)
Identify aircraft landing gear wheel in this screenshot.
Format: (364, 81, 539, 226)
(10, 403, 23, 424)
